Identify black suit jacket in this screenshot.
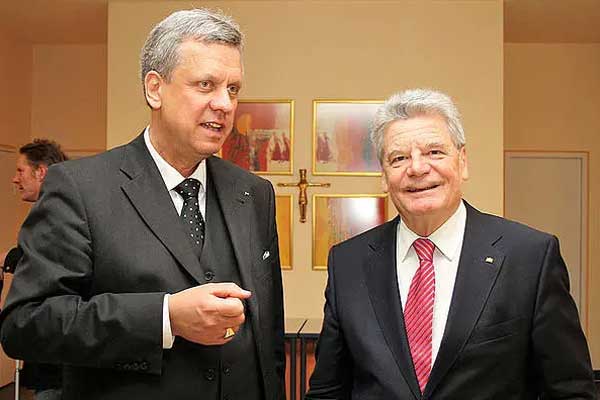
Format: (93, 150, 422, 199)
(307, 202, 595, 399)
(0, 134, 285, 400)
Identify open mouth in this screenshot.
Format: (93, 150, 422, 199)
(405, 184, 439, 193)
(200, 122, 224, 132)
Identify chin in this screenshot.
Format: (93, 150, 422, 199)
(402, 197, 443, 213)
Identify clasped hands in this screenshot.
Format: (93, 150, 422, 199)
(169, 282, 251, 346)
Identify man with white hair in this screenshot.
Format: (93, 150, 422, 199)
(1, 9, 284, 400)
(306, 89, 595, 399)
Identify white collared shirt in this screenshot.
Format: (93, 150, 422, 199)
(143, 128, 207, 218)
(396, 201, 467, 364)
(143, 127, 207, 350)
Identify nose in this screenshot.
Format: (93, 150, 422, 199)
(210, 88, 234, 114)
(406, 153, 430, 177)
(11, 174, 19, 185)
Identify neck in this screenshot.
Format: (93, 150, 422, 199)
(401, 202, 460, 237)
(149, 120, 202, 177)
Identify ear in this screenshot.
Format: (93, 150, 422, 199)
(144, 71, 163, 110)
(381, 173, 389, 193)
(459, 146, 469, 181)
(35, 164, 48, 181)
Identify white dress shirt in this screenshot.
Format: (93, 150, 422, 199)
(396, 201, 467, 364)
(143, 128, 207, 349)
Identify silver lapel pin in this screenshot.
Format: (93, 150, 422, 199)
(485, 257, 494, 264)
(262, 250, 270, 260)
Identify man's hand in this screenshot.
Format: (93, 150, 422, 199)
(168, 282, 252, 345)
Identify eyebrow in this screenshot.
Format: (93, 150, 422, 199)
(424, 141, 448, 149)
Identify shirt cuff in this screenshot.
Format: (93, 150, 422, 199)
(162, 294, 175, 349)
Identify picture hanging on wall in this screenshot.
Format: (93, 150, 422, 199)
(276, 195, 293, 270)
(312, 194, 388, 270)
(312, 100, 382, 176)
(221, 99, 294, 175)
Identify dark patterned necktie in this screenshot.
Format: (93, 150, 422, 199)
(174, 178, 205, 249)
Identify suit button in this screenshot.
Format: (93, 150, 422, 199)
(204, 271, 214, 281)
(204, 368, 215, 381)
(223, 365, 231, 375)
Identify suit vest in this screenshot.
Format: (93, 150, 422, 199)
(189, 175, 263, 400)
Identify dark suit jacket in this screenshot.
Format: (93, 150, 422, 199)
(307, 202, 595, 400)
(0, 133, 285, 400)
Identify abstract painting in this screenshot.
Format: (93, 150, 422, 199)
(312, 194, 387, 269)
(221, 100, 294, 175)
(312, 100, 382, 176)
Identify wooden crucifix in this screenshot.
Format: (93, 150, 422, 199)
(278, 169, 330, 223)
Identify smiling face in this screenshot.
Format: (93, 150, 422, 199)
(145, 40, 243, 174)
(381, 113, 469, 235)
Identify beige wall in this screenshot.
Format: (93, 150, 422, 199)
(108, 0, 504, 319)
(32, 44, 107, 151)
(505, 43, 600, 365)
(0, 31, 31, 386)
(0, 36, 107, 384)
(0, 33, 33, 250)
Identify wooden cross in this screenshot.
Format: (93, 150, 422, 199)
(278, 169, 330, 223)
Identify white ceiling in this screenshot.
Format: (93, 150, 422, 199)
(0, 0, 599, 44)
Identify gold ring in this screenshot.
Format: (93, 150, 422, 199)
(224, 328, 236, 339)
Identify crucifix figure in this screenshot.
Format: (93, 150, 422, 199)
(278, 169, 330, 223)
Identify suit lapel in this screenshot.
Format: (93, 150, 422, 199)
(425, 203, 505, 396)
(119, 134, 205, 284)
(206, 158, 261, 329)
(364, 217, 421, 399)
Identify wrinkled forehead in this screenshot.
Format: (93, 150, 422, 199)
(384, 115, 454, 149)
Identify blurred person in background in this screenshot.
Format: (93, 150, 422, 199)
(1, 138, 68, 400)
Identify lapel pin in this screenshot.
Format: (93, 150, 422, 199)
(485, 257, 494, 264)
(262, 250, 270, 260)
(244, 191, 250, 196)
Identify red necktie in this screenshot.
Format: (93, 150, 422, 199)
(404, 238, 436, 393)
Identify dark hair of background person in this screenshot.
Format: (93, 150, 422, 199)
(19, 138, 69, 168)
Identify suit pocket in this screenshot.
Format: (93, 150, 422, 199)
(467, 316, 526, 346)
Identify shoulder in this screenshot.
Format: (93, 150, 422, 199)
(333, 218, 397, 254)
(48, 142, 128, 180)
(466, 203, 556, 248)
(208, 156, 273, 190)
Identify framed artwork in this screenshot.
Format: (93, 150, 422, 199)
(312, 194, 388, 270)
(221, 99, 294, 175)
(312, 100, 382, 176)
(276, 195, 293, 270)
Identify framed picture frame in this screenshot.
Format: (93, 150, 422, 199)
(312, 100, 382, 176)
(221, 99, 294, 175)
(312, 194, 388, 270)
(276, 195, 293, 270)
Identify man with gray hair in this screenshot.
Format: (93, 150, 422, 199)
(1, 9, 284, 400)
(306, 89, 595, 399)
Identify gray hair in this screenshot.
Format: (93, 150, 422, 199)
(370, 89, 466, 162)
(140, 8, 243, 98)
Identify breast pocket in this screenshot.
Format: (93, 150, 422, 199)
(467, 316, 527, 347)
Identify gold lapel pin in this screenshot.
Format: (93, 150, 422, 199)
(485, 257, 494, 264)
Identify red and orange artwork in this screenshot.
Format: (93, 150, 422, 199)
(313, 195, 388, 269)
(313, 101, 381, 176)
(221, 100, 293, 175)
